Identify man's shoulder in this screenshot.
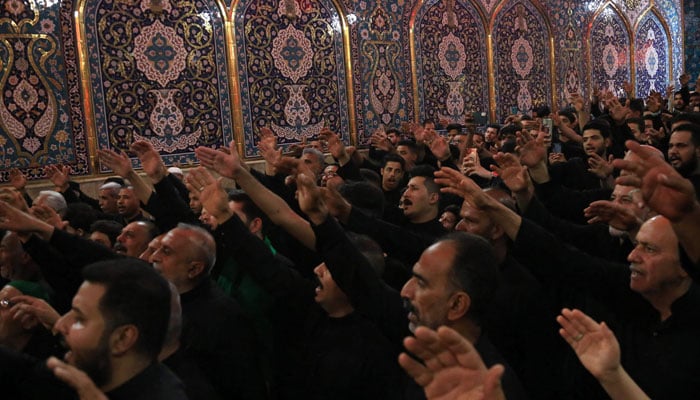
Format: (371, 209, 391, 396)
(108, 363, 188, 400)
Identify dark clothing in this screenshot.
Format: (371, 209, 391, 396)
(213, 215, 402, 400)
(549, 157, 606, 191)
(163, 348, 221, 400)
(512, 218, 700, 399)
(105, 363, 188, 400)
(0, 347, 187, 400)
(180, 279, 267, 400)
(313, 216, 527, 400)
(534, 180, 612, 225)
(344, 207, 443, 266)
(522, 196, 634, 263)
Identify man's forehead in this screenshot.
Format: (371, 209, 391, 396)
(0, 285, 21, 298)
(74, 282, 107, 313)
(583, 129, 602, 138)
(124, 222, 147, 234)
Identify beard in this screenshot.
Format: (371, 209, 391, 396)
(71, 333, 113, 388)
(675, 156, 698, 178)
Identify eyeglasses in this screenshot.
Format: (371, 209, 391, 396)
(0, 298, 16, 309)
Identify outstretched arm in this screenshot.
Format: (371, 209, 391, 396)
(557, 308, 650, 400)
(613, 140, 700, 263)
(97, 147, 153, 205)
(196, 141, 316, 249)
(399, 326, 506, 400)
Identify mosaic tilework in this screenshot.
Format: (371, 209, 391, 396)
(413, 0, 488, 124)
(0, 0, 89, 182)
(84, 0, 234, 171)
(635, 12, 669, 98)
(353, 1, 410, 144)
(590, 5, 632, 96)
(684, 0, 700, 77)
(611, 0, 649, 28)
(492, 0, 551, 120)
(654, 0, 682, 79)
(234, 0, 350, 157)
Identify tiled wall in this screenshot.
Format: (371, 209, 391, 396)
(0, 0, 683, 181)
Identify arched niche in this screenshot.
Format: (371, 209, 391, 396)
(410, 0, 489, 124)
(79, 0, 233, 170)
(491, 0, 553, 121)
(634, 9, 671, 98)
(588, 3, 632, 97)
(231, 0, 354, 158)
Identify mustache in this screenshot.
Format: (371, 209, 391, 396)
(403, 298, 416, 314)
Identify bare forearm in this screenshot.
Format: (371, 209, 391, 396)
(125, 170, 154, 204)
(236, 169, 316, 249)
(598, 367, 650, 400)
(673, 203, 700, 263)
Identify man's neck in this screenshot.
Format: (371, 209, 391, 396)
(645, 279, 692, 321)
(449, 319, 481, 344)
(101, 355, 152, 393)
(409, 209, 438, 225)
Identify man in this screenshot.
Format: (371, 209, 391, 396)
(33, 190, 68, 218)
(114, 221, 158, 258)
(667, 124, 700, 196)
(0, 258, 187, 399)
(300, 147, 325, 182)
(380, 154, 407, 224)
(0, 232, 42, 283)
(0, 281, 59, 359)
(396, 140, 419, 171)
(437, 168, 700, 399)
(98, 182, 122, 215)
(116, 187, 148, 224)
(150, 224, 266, 399)
(484, 124, 500, 152)
(399, 165, 445, 236)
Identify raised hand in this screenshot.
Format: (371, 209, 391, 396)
(296, 172, 328, 225)
(371, 129, 393, 152)
(584, 199, 642, 233)
(319, 127, 349, 163)
(195, 140, 246, 179)
(184, 167, 231, 222)
(44, 165, 71, 192)
(557, 308, 620, 382)
(587, 153, 615, 179)
(515, 130, 546, 168)
(29, 204, 66, 230)
(0, 200, 53, 236)
(434, 167, 490, 210)
(258, 127, 282, 172)
(9, 168, 27, 191)
(492, 153, 530, 194)
(399, 326, 506, 400)
(613, 140, 696, 222)
(11, 294, 61, 331)
(462, 150, 490, 179)
(131, 141, 167, 182)
(97, 148, 133, 178)
(47, 357, 108, 400)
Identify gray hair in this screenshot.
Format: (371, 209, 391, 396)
(36, 190, 68, 217)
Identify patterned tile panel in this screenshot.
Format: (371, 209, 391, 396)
(233, 0, 350, 157)
(413, 0, 489, 125)
(635, 12, 670, 98)
(492, 0, 552, 121)
(590, 5, 632, 96)
(0, 0, 89, 181)
(84, 0, 234, 171)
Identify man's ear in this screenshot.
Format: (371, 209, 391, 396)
(110, 325, 139, 356)
(429, 192, 439, 205)
(447, 291, 471, 322)
(187, 261, 206, 279)
(248, 217, 263, 236)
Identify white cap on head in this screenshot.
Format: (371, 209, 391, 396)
(167, 167, 184, 177)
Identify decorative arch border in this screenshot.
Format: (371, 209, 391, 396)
(634, 6, 674, 86)
(631, 7, 685, 96)
(489, 0, 555, 121)
(408, 0, 490, 123)
(586, 1, 634, 95)
(227, 0, 356, 159)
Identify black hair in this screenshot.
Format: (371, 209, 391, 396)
(89, 219, 124, 247)
(382, 153, 406, 170)
(64, 202, 98, 234)
(338, 181, 385, 218)
(82, 259, 171, 360)
(438, 231, 499, 325)
(409, 165, 439, 195)
(582, 118, 612, 139)
(671, 123, 700, 147)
